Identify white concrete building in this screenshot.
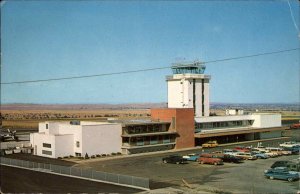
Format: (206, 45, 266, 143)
(167, 61, 210, 117)
(30, 121, 122, 158)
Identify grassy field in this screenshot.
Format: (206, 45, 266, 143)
(1, 109, 150, 129)
(2, 109, 299, 129)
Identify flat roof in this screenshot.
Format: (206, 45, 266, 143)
(194, 126, 289, 138)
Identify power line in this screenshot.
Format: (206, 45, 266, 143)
(1, 47, 299, 85)
(287, 0, 300, 34)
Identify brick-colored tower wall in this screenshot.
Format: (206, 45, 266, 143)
(174, 109, 195, 149)
(151, 108, 195, 149)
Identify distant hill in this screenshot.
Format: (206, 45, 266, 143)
(1, 102, 299, 111)
(1, 103, 168, 110)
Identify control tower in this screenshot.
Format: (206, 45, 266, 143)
(166, 61, 211, 117)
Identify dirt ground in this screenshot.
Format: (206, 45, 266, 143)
(0, 165, 142, 193)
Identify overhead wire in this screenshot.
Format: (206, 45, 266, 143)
(1, 47, 299, 85)
(287, 0, 300, 34)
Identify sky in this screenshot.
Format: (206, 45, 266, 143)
(1, 0, 299, 104)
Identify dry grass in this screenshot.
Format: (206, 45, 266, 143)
(1, 109, 150, 129)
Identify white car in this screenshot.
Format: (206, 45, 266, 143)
(223, 149, 238, 156)
(279, 141, 300, 148)
(182, 153, 200, 161)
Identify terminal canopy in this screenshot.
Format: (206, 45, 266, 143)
(171, 61, 206, 74)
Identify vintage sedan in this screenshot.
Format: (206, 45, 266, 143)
(183, 153, 200, 161)
(264, 167, 299, 182)
(162, 155, 187, 164)
(222, 154, 243, 163)
(198, 154, 223, 165)
(252, 151, 269, 159)
(202, 141, 218, 148)
(235, 152, 257, 160)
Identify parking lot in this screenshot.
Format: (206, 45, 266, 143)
(75, 137, 300, 193)
(2, 130, 300, 193)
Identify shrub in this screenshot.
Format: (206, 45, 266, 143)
(57, 157, 62, 159)
(84, 153, 89, 159)
(101, 154, 107, 157)
(117, 152, 122, 155)
(69, 155, 74, 158)
(63, 156, 69, 159)
(79, 157, 84, 159)
(111, 152, 117, 156)
(91, 155, 96, 158)
(96, 154, 101, 157)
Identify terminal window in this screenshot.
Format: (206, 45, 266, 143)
(76, 141, 80, 147)
(43, 143, 51, 148)
(42, 150, 52, 155)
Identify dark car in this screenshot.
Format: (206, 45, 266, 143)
(221, 154, 243, 163)
(271, 161, 290, 168)
(162, 155, 187, 164)
(271, 161, 300, 172)
(283, 146, 300, 155)
(264, 167, 299, 182)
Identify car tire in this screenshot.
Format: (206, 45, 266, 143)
(270, 176, 274, 180)
(288, 178, 294, 182)
(176, 161, 180, 165)
(214, 162, 218, 166)
(200, 161, 204, 164)
(163, 160, 167, 164)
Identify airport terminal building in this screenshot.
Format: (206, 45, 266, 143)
(30, 62, 287, 158)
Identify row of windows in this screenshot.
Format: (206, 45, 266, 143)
(124, 124, 169, 134)
(196, 120, 253, 130)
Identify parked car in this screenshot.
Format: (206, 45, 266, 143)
(202, 141, 218, 148)
(198, 154, 223, 165)
(220, 154, 243, 163)
(265, 147, 284, 156)
(283, 146, 300, 155)
(264, 167, 299, 182)
(271, 161, 300, 172)
(252, 151, 269, 159)
(235, 152, 257, 160)
(263, 150, 279, 158)
(183, 153, 200, 161)
(290, 123, 300, 129)
(233, 146, 251, 152)
(162, 155, 187, 164)
(271, 161, 291, 168)
(223, 149, 239, 156)
(279, 141, 300, 148)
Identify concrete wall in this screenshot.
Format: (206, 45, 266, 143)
(54, 134, 74, 158)
(167, 80, 183, 108)
(58, 124, 82, 154)
(81, 124, 122, 156)
(167, 74, 210, 117)
(204, 80, 210, 117)
(30, 133, 56, 158)
(251, 114, 281, 128)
